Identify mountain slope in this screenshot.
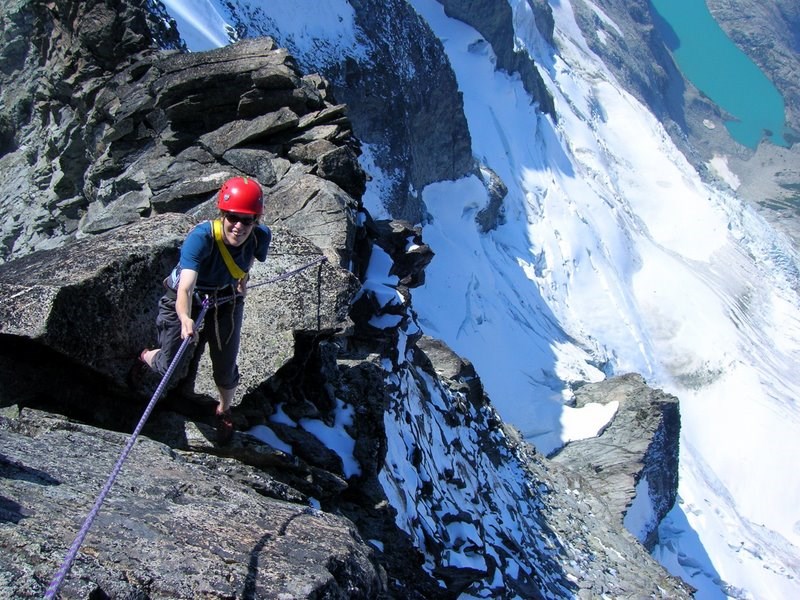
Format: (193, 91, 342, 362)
(407, 1, 800, 597)
(0, 1, 691, 597)
(414, 2, 800, 598)
(31, 0, 800, 597)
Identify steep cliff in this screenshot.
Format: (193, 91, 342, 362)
(438, 0, 555, 119)
(204, 0, 475, 224)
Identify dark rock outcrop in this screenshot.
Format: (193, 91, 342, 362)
(0, 0, 365, 264)
(439, 0, 556, 119)
(475, 164, 508, 232)
(218, 0, 476, 224)
(0, 0, 182, 262)
(549, 373, 681, 550)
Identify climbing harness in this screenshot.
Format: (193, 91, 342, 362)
(44, 253, 327, 598)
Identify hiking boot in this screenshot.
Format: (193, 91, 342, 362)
(126, 350, 152, 390)
(216, 411, 234, 445)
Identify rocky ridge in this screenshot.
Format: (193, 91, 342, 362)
(550, 373, 681, 550)
(213, 0, 476, 224)
(0, 1, 691, 597)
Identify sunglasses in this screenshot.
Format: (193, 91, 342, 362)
(225, 213, 256, 226)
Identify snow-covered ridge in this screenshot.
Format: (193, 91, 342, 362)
(410, 0, 800, 597)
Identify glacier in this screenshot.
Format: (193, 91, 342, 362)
(160, 0, 800, 598)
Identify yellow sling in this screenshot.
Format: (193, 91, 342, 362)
(212, 218, 247, 280)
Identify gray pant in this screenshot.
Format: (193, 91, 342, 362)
(152, 291, 244, 390)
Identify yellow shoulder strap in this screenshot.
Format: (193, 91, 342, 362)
(212, 219, 247, 280)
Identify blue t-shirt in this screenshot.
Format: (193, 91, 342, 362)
(167, 220, 271, 291)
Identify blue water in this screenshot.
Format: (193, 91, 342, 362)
(650, 0, 789, 149)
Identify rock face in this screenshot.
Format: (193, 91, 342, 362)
(0, 213, 358, 402)
(0, 0, 183, 262)
(216, 0, 476, 224)
(439, 0, 556, 119)
(1, 408, 384, 600)
(0, 1, 691, 598)
(550, 373, 681, 550)
(381, 340, 691, 598)
(0, 0, 365, 264)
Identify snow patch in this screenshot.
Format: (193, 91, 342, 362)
(708, 154, 741, 190)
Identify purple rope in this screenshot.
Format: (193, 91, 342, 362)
(44, 298, 212, 599)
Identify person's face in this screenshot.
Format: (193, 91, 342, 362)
(222, 212, 256, 246)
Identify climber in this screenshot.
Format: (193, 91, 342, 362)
(136, 176, 272, 443)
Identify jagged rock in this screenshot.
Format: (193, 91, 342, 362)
(475, 164, 508, 233)
(0, 0, 183, 262)
(0, 213, 188, 370)
(375, 339, 693, 598)
(85, 36, 364, 223)
(261, 171, 362, 269)
(439, 0, 556, 118)
(416, 336, 485, 407)
(549, 373, 681, 549)
(367, 218, 434, 288)
(0, 212, 358, 407)
(346, 217, 432, 361)
(0, 408, 385, 599)
(0, 0, 367, 263)
(224, 0, 476, 223)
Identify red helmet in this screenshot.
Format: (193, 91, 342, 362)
(217, 177, 264, 215)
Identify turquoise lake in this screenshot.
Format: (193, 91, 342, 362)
(650, 0, 789, 149)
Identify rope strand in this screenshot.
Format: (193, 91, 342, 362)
(214, 255, 328, 305)
(44, 298, 212, 600)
